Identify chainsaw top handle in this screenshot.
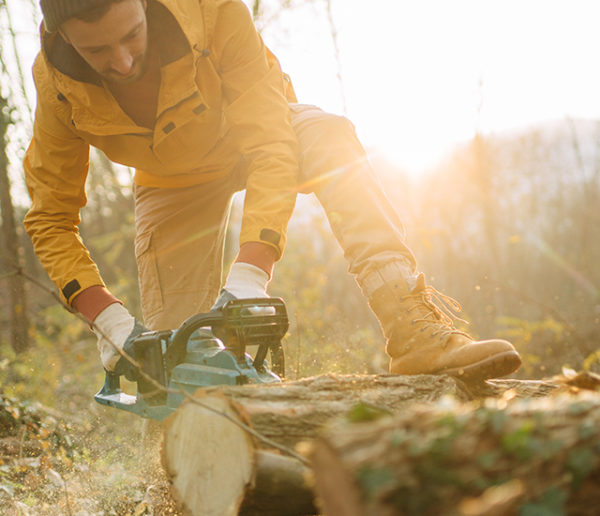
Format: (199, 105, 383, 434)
(166, 297, 288, 369)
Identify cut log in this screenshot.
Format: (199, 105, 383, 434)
(161, 391, 315, 516)
(161, 393, 256, 516)
(175, 374, 558, 450)
(197, 374, 470, 450)
(239, 451, 316, 516)
(306, 391, 600, 516)
(161, 373, 561, 515)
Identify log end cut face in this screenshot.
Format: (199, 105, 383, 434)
(162, 394, 255, 516)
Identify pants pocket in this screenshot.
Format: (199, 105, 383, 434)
(135, 231, 163, 320)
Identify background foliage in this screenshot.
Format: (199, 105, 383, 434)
(0, 0, 598, 400)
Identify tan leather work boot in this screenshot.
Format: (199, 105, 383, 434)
(368, 273, 521, 381)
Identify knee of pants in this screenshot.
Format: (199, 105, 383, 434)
(301, 112, 363, 157)
(297, 112, 369, 193)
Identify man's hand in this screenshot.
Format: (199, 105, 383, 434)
(212, 262, 270, 310)
(92, 303, 148, 379)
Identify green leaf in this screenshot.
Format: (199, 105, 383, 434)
(567, 448, 598, 488)
(356, 466, 395, 500)
(346, 402, 391, 423)
(519, 487, 567, 516)
(501, 420, 536, 460)
(489, 409, 508, 434)
(477, 450, 501, 470)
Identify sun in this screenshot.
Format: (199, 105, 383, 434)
(352, 107, 473, 179)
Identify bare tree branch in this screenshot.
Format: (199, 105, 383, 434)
(0, 0, 33, 123)
(324, 0, 347, 113)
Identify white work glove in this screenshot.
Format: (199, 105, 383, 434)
(212, 262, 270, 311)
(92, 303, 147, 377)
(223, 262, 270, 299)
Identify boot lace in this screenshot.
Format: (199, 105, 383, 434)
(406, 285, 470, 338)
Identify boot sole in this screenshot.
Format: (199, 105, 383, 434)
(439, 350, 522, 382)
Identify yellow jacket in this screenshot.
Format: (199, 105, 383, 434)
(24, 0, 299, 305)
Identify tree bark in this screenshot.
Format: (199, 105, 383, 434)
(160, 374, 560, 515)
(0, 95, 29, 353)
(307, 391, 600, 516)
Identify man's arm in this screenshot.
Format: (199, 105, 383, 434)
(24, 61, 110, 315)
(211, 0, 299, 275)
(24, 70, 144, 372)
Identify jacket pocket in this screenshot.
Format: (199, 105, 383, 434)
(152, 87, 224, 169)
(135, 231, 163, 319)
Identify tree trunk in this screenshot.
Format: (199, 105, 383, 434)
(0, 95, 29, 353)
(471, 133, 504, 327)
(307, 391, 600, 516)
(160, 374, 560, 515)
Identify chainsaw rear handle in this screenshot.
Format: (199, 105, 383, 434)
(168, 297, 288, 373)
(170, 298, 287, 350)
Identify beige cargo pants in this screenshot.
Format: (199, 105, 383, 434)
(134, 104, 417, 331)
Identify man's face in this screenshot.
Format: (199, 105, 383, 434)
(59, 0, 149, 85)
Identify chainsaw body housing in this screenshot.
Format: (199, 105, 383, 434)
(94, 298, 288, 420)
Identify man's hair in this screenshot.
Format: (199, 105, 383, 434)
(40, 0, 128, 32)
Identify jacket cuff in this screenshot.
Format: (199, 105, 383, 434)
(239, 227, 286, 261)
(59, 271, 108, 305)
(71, 285, 122, 323)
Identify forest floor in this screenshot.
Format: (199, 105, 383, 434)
(0, 376, 181, 515)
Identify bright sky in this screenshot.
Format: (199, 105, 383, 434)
(259, 0, 600, 173)
(5, 0, 600, 176)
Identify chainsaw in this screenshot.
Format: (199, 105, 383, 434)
(94, 298, 288, 421)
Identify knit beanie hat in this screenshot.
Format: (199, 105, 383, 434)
(40, 0, 112, 32)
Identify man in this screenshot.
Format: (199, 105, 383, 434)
(26, 0, 521, 380)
